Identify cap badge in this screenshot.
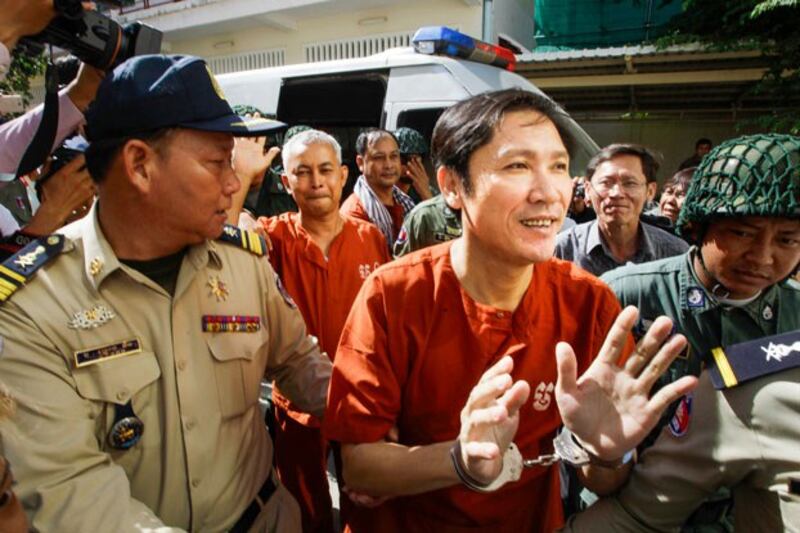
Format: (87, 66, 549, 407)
(205, 65, 227, 102)
(207, 275, 229, 302)
(762, 304, 774, 321)
(68, 304, 116, 330)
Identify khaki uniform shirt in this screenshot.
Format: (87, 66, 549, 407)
(0, 208, 331, 532)
(565, 251, 800, 532)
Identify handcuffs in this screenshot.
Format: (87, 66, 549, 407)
(450, 426, 634, 493)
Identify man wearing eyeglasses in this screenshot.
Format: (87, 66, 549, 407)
(555, 143, 688, 277)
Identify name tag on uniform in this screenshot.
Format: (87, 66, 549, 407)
(202, 315, 261, 332)
(74, 338, 142, 368)
(709, 329, 800, 389)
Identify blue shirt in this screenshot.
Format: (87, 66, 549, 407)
(554, 219, 689, 277)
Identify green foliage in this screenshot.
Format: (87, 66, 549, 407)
(0, 51, 46, 119)
(664, 0, 800, 134)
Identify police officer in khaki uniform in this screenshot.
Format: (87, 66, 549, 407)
(565, 134, 800, 532)
(0, 55, 332, 532)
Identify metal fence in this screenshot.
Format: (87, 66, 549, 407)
(120, 0, 183, 14)
(303, 31, 414, 63)
(206, 48, 286, 74)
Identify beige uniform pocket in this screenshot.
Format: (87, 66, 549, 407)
(206, 330, 269, 418)
(73, 350, 161, 405)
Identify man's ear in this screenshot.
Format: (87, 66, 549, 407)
(339, 164, 349, 187)
(356, 154, 365, 174)
(281, 173, 292, 194)
(121, 139, 158, 193)
(646, 181, 657, 202)
(437, 166, 464, 210)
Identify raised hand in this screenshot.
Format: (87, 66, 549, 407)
(555, 306, 697, 462)
(458, 355, 530, 484)
(405, 156, 433, 200)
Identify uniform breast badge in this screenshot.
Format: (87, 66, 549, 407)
(108, 401, 144, 450)
(686, 287, 706, 308)
(207, 275, 229, 302)
(202, 315, 261, 332)
(67, 305, 116, 330)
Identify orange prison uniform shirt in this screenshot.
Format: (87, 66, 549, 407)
(325, 241, 628, 533)
(340, 192, 406, 243)
(261, 213, 390, 532)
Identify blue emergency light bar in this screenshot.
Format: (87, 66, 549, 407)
(411, 26, 517, 71)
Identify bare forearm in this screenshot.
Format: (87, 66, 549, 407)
(341, 440, 459, 497)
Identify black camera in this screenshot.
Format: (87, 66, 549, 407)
(21, 0, 162, 71)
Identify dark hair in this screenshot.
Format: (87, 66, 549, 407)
(85, 128, 176, 183)
(663, 166, 694, 193)
(354, 128, 398, 157)
(430, 88, 575, 194)
(586, 143, 660, 183)
(695, 138, 712, 148)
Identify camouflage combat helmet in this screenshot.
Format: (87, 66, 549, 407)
(394, 127, 429, 155)
(231, 104, 266, 117)
(676, 133, 800, 237)
(283, 125, 313, 145)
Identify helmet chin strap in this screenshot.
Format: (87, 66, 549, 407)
(695, 247, 731, 299)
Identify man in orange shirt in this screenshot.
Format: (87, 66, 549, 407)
(325, 89, 697, 532)
(258, 129, 390, 532)
(340, 129, 416, 248)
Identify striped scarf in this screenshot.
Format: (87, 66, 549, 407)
(354, 175, 416, 245)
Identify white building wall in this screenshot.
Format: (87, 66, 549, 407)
(168, 0, 482, 66)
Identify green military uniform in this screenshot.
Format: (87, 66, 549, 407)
(393, 194, 461, 257)
(0, 209, 332, 531)
(565, 133, 800, 532)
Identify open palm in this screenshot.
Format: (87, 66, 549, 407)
(555, 306, 697, 461)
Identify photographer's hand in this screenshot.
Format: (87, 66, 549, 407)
(25, 155, 95, 235)
(0, 0, 56, 50)
(66, 63, 105, 112)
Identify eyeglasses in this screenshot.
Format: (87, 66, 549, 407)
(590, 178, 647, 195)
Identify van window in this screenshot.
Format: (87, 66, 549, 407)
(396, 108, 445, 151)
(277, 72, 389, 200)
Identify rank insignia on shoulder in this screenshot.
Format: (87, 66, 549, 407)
(709, 329, 800, 390)
(217, 224, 267, 256)
(202, 315, 261, 332)
(74, 338, 142, 368)
(0, 234, 65, 305)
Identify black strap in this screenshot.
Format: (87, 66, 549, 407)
(15, 59, 60, 179)
(229, 474, 278, 533)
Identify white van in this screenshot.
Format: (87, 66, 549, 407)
(217, 26, 598, 178)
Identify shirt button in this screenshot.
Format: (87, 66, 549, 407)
(116, 390, 127, 402)
(177, 360, 187, 371)
(192, 478, 200, 488)
(496, 312, 505, 318)
(184, 418, 196, 430)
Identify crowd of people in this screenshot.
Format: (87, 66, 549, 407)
(1, 2, 799, 532)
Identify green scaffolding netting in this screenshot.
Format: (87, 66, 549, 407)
(534, 0, 683, 50)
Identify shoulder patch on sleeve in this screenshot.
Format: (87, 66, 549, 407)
(216, 224, 267, 256)
(274, 271, 296, 309)
(0, 234, 65, 304)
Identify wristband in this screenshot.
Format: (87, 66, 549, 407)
(450, 439, 523, 493)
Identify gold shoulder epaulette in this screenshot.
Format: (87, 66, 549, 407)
(0, 234, 65, 304)
(216, 224, 267, 256)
